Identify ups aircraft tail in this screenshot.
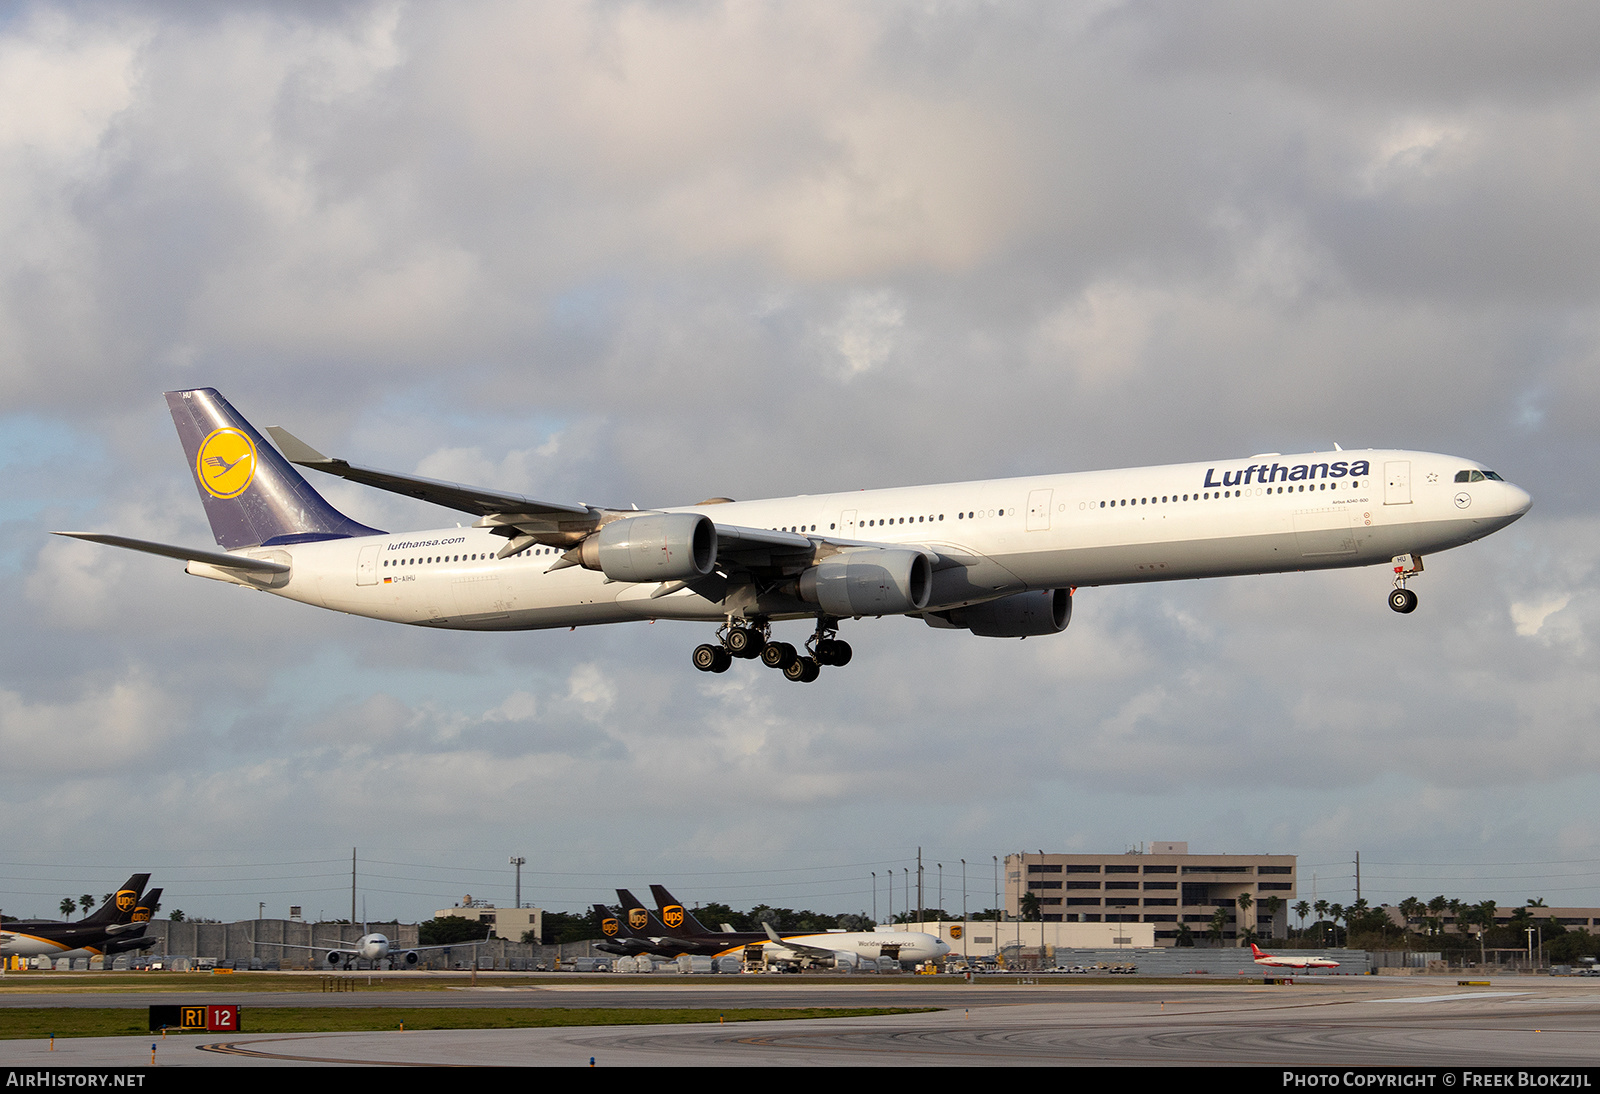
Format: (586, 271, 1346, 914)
(649, 885, 710, 936)
(166, 388, 382, 549)
(80, 874, 149, 927)
(616, 889, 667, 935)
(130, 887, 162, 924)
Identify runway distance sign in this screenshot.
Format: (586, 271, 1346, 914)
(148, 1005, 240, 1032)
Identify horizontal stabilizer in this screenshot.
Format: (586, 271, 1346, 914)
(53, 532, 290, 574)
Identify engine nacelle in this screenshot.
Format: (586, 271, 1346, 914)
(325, 951, 344, 966)
(576, 513, 717, 583)
(924, 588, 1072, 637)
(798, 549, 932, 617)
(399, 950, 419, 966)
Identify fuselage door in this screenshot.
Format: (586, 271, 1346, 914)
(839, 509, 857, 535)
(1384, 461, 1412, 506)
(1026, 489, 1053, 532)
(356, 544, 379, 585)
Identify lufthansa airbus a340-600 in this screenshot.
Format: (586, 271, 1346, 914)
(58, 389, 1532, 681)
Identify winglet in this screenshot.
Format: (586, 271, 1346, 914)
(265, 426, 333, 466)
(761, 920, 783, 943)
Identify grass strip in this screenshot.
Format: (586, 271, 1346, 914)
(0, 1007, 929, 1040)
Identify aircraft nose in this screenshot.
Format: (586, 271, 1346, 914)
(1504, 483, 1533, 520)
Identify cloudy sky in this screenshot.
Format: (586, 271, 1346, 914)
(2, 1, 1597, 924)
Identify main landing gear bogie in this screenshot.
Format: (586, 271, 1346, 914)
(690, 620, 852, 683)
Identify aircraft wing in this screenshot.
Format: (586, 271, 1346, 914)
(252, 940, 355, 955)
(267, 427, 595, 522)
(267, 426, 946, 575)
(269, 427, 818, 562)
(759, 921, 838, 960)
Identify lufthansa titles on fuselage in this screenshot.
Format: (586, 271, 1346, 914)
(1202, 459, 1371, 488)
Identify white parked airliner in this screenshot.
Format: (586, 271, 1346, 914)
(255, 929, 473, 970)
(757, 920, 949, 969)
(57, 389, 1532, 681)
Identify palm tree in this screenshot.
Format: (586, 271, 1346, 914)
(1235, 892, 1253, 945)
(1209, 907, 1228, 946)
(1428, 895, 1448, 937)
(1294, 901, 1311, 935)
(59, 897, 76, 919)
(1398, 897, 1422, 934)
(79, 894, 95, 918)
(1262, 896, 1283, 939)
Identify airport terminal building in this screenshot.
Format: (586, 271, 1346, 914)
(1006, 843, 1295, 945)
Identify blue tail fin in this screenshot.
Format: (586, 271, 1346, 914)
(166, 388, 383, 549)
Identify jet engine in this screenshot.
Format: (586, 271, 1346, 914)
(398, 950, 419, 967)
(924, 588, 1072, 637)
(797, 549, 932, 616)
(574, 513, 717, 583)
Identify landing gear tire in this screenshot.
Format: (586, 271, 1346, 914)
(694, 644, 733, 672)
(784, 656, 821, 683)
(761, 642, 798, 670)
(726, 626, 766, 659)
(1388, 588, 1418, 614)
(815, 639, 852, 666)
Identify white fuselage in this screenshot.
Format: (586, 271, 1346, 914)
(753, 930, 950, 964)
(1256, 955, 1339, 969)
(349, 933, 390, 962)
(188, 450, 1531, 631)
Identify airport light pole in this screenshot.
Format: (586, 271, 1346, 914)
(961, 859, 967, 964)
(509, 856, 525, 909)
(871, 872, 876, 925)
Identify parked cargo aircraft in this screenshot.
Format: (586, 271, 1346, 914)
(57, 389, 1532, 680)
(0, 874, 151, 960)
(757, 920, 949, 969)
(256, 927, 475, 970)
(1250, 943, 1340, 970)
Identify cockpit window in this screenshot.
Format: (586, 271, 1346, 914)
(1483, 470, 1503, 481)
(1454, 470, 1489, 483)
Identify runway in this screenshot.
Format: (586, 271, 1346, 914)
(4, 975, 1600, 1066)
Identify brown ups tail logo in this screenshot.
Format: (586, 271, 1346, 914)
(602, 917, 619, 936)
(115, 889, 137, 913)
(628, 908, 647, 930)
(663, 905, 685, 929)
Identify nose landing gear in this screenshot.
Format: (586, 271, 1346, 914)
(1389, 554, 1423, 613)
